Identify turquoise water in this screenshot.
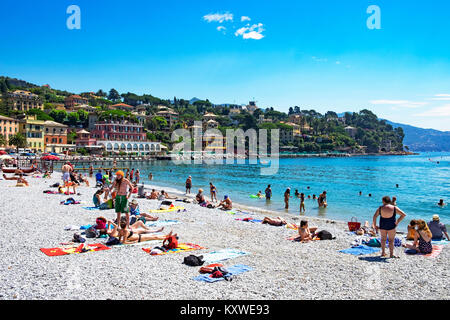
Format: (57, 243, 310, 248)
(125, 152, 449, 230)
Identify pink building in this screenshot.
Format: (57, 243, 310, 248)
(90, 120, 146, 142)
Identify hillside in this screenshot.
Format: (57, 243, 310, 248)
(386, 121, 450, 152)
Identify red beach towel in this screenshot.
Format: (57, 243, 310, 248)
(142, 243, 205, 255)
(40, 243, 110, 256)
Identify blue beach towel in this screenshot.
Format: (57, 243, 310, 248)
(202, 249, 251, 263)
(193, 264, 253, 283)
(82, 206, 100, 211)
(339, 245, 381, 256)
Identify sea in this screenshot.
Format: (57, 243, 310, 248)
(118, 152, 449, 230)
(66, 152, 449, 230)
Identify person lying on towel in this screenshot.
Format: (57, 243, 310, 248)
(262, 216, 287, 226)
(3, 173, 29, 186)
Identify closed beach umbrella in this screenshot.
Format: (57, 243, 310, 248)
(42, 155, 60, 161)
(0, 150, 7, 155)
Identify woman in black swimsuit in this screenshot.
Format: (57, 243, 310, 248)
(372, 196, 406, 258)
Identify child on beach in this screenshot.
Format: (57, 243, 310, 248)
(294, 220, 318, 242)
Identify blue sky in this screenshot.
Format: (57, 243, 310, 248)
(1, 0, 450, 130)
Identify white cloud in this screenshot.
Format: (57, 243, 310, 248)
(217, 26, 226, 33)
(431, 94, 450, 101)
(241, 16, 251, 22)
(203, 12, 233, 23)
(335, 61, 341, 65)
(370, 100, 428, 108)
(414, 104, 450, 117)
(234, 23, 265, 40)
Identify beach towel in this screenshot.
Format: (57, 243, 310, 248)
(286, 223, 298, 231)
(193, 264, 253, 283)
(405, 245, 444, 258)
(149, 206, 185, 213)
(82, 206, 100, 210)
(64, 224, 93, 231)
(202, 249, 251, 263)
(339, 245, 381, 256)
(431, 239, 449, 245)
(40, 243, 110, 256)
(142, 243, 205, 255)
(235, 218, 263, 223)
(146, 220, 180, 227)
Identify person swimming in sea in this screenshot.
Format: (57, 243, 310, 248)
(437, 199, 446, 207)
(318, 191, 327, 208)
(256, 190, 263, 198)
(359, 191, 362, 196)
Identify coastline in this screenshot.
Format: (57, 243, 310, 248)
(0, 171, 447, 300)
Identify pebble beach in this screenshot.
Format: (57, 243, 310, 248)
(0, 172, 448, 300)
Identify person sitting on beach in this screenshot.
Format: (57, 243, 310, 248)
(407, 220, 418, 240)
(262, 216, 287, 226)
(294, 220, 318, 242)
(196, 189, 207, 205)
(427, 215, 449, 241)
(128, 199, 158, 224)
(3, 173, 29, 187)
(318, 191, 327, 208)
(146, 189, 159, 200)
(372, 196, 406, 258)
(77, 172, 90, 187)
(403, 219, 433, 254)
(437, 199, 446, 207)
(159, 190, 176, 200)
(218, 195, 232, 210)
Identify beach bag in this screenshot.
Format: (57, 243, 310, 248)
(183, 255, 205, 266)
(348, 217, 361, 232)
(161, 200, 173, 206)
(317, 230, 333, 240)
(50, 183, 60, 188)
(85, 226, 99, 238)
(73, 233, 86, 243)
(106, 236, 120, 246)
(163, 235, 178, 250)
(95, 217, 107, 230)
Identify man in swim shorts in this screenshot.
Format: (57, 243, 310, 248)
(109, 170, 133, 229)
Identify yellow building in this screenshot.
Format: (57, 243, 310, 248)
(19, 115, 45, 152)
(7, 90, 43, 112)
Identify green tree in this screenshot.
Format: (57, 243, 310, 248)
(108, 88, 121, 102)
(8, 133, 27, 152)
(0, 134, 7, 147)
(68, 112, 80, 126)
(49, 109, 67, 123)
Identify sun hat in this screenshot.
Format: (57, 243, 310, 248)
(116, 170, 124, 177)
(433, 214, 440, 221)
(131, 199, 138, 205)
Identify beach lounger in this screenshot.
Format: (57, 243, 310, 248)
(40, 243, 110, 256)
(142, 243, 205, 255)
(192, 264, 253, 283)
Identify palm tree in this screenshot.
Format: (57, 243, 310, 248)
(8, 133, 27, 153)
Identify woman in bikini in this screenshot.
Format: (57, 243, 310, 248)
(262, 216, 287, 226)
(294, 220, 318, 242)
(402, 219, 433, 254)
(372, 196, 406, 258)
(103, 218, 166, 244)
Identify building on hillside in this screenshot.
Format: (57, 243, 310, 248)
(288, 114, 303, 125)
(280, 128, 294, 144)
(64, 95, 88, 109)
(204, 119, 219, 130)
(345, 126, 357, 138)
(75, 129, 97, 148)
(246, 101, 259, 114)
(258, 115, 273, 124)
(88, 113, 98, 131)
(6, 90, 43, 111)
(90, 120, 146, 142)
(203, 112, 217, 122)
(156, 109, 179, 128)
(0, 115, 20, 147)
(19, 115, 45, 152)
(110, 103, 134, 112)
(43, 121, 74, 153)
